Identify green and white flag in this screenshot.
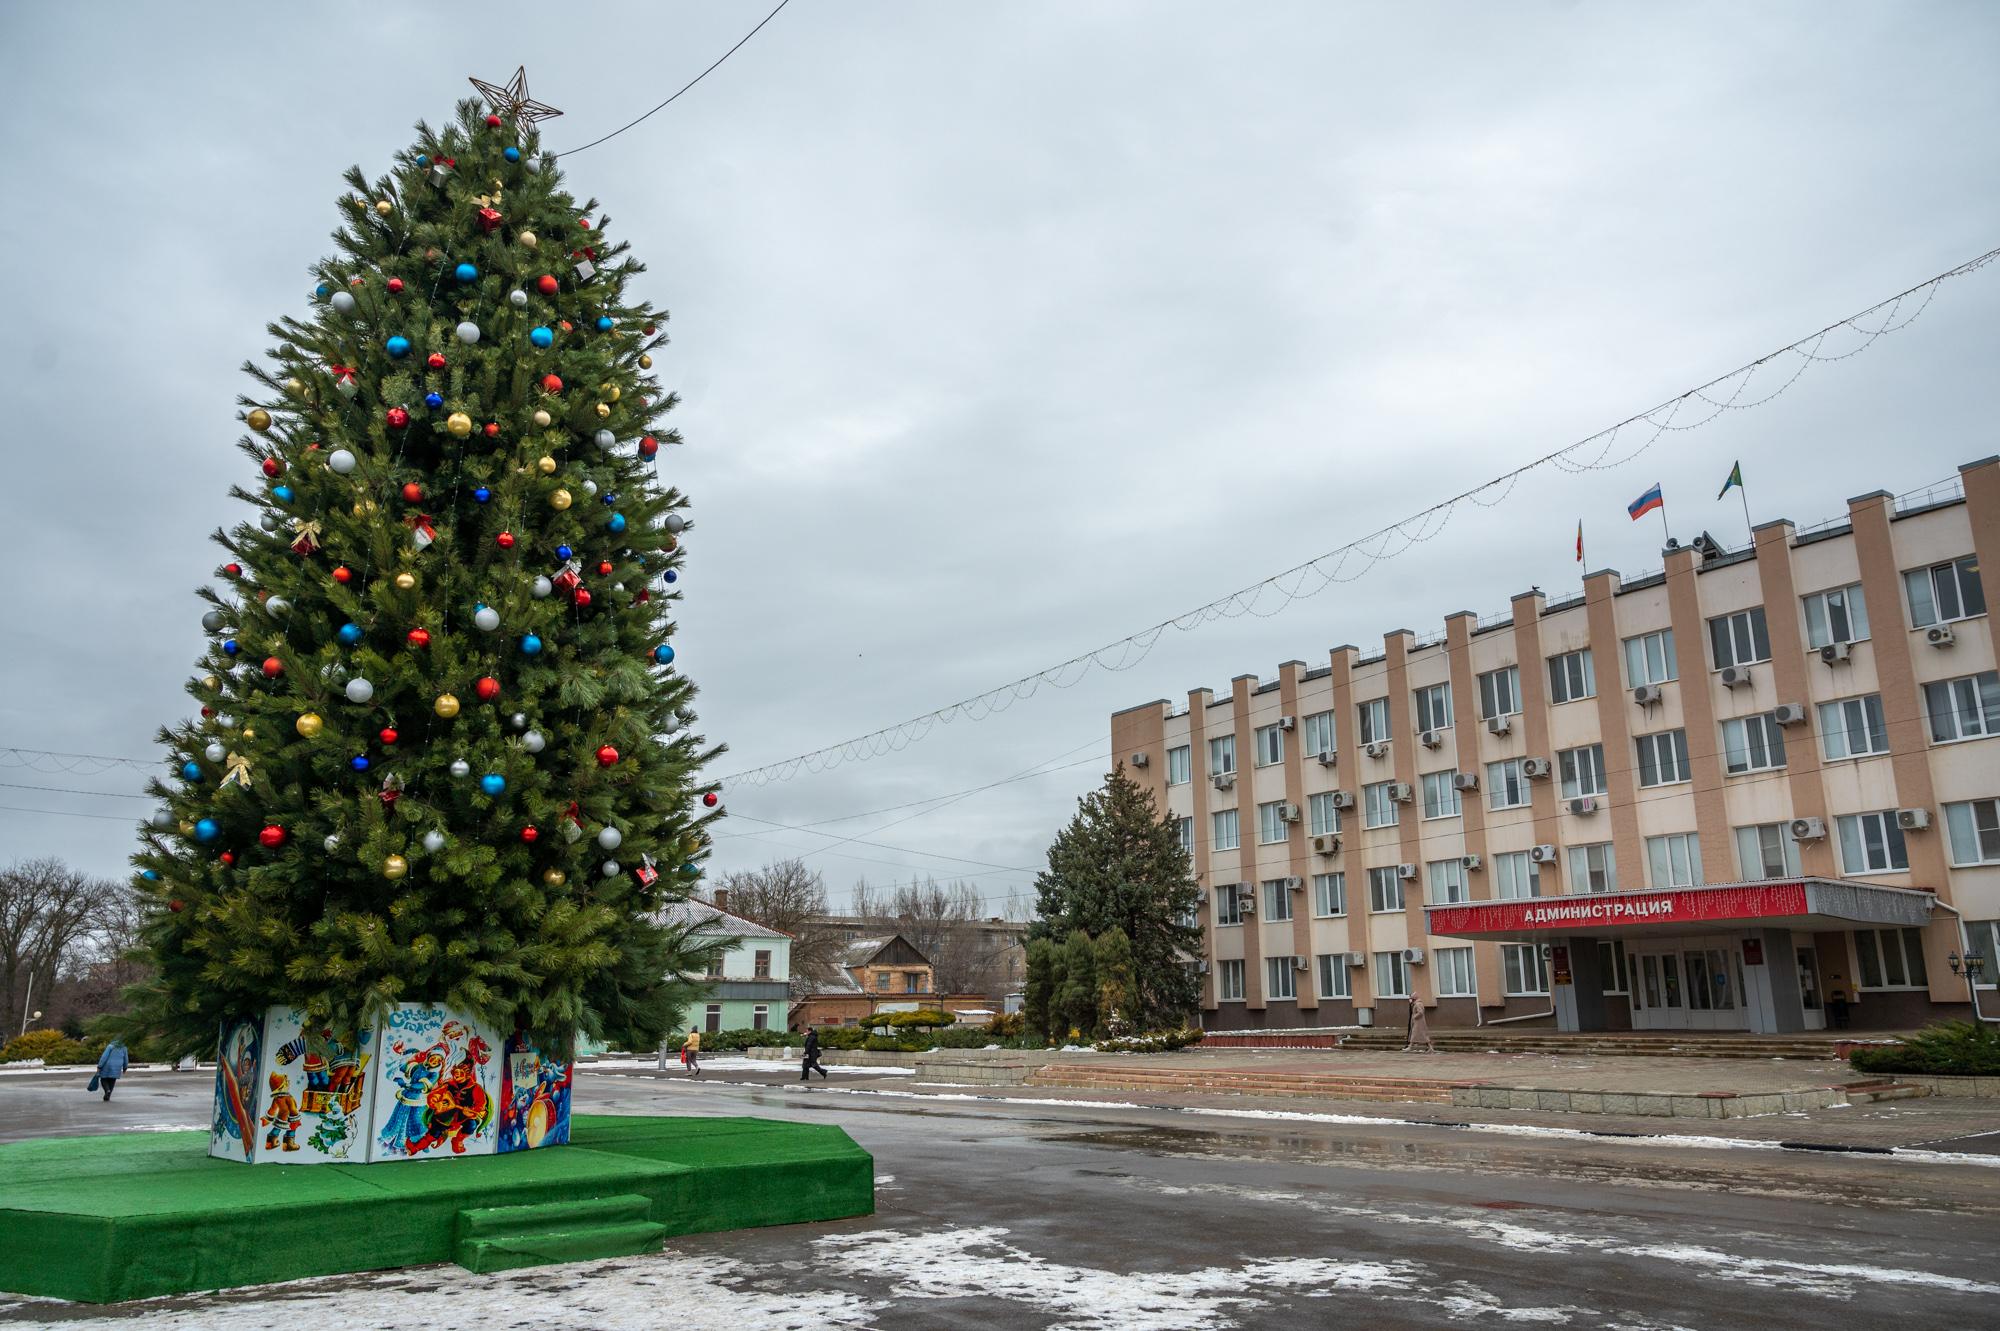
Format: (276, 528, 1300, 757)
(1717, 460, 1744, 500)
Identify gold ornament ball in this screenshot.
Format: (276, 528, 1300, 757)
(542, 868, 568, 887)
(241, 727, 256, 740)
(394, 571, 418, 591)
(201, 674, 220, 691)
(434, 693, 461, 719)
(638, 354, 653, 370)
(606, 385, 621, 403)
(383, 854, 410, 881)
(180, 820, 195, 835)
(295, 713, 324, 738)
(595, 402, 611, 419)
(537, 455, 557, 475)
(549, 488, 572, 511)
(532, 409, 552, 428)
(246, 408, 272, 433)
(519, 230, 538, 249)
(375, 199, 393, 216)
(446, 411, 474, 439)
(284, 377, 304, 394)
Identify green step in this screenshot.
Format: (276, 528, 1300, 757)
(455, 1219, 668, 1273)
(457, 1192, 655, 1237)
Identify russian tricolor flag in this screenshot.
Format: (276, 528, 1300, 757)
(1628, 482, 1664, 520)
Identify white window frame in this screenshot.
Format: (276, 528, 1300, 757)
(1363, 781, 1399, 829)
(1853, 927, 1928, 991)
(1211, 808, 1240, 853)
(1265, 956, 1298, 1001)
(1258, 800, 1288, 845)
(1478, 665, 1520, 720)
(1254, 723, 1285, 768)
(1502, 943, 1549, 996)
(1427, 858, 1468, 905)
(1166, 745, 1192, 786)
(1925, 672, 2000, 744)
(1720, 714, 1786, 776)
(1317, 952, 1353, 999)
(1373, 951, 1411, 999)
(1308, 791, 1342, 837)
(1645, 833, 1704, 889)
(1945, 799, 2000, 867)
(1558, 743, 1607, 799)
(1548, 649, 1595, 705)
(1487, 758, 1528, 811)
(1636, 729, 1693, 786)
(1357, 697, 1391, 745)
(1213, 885, 1244, 927)
(1963, 920, 2000, 988)
(1263, 877, 1294, 921)
(1735, 822, 1801, 880)
(1493, 850, 1540, 900)
(1216, 958, 1245, 1001)
(1567, 842, 1617, 894)
(1420, 770, 1461, 820)
(1802, 582, 1869, 648)
(752, 1005, 770, 1031)
(1414, 683, 1453, 733)
(1367, 865, 1405, 913)
(1176, 816, 1194, 854)
(1622, 628, 1677, 686)
(1708, 607, 1771, 670)
(1208, 734, 1236, 775)
(1904, 555, 1985, 628)
(1435, 946, 1476, 998)
(1302, 710, 1337, 760)
(1837, 811, 1909, 875)
(1312, 871, 1346, 917)
(1599, 941, 1630, 995)
(1819, 694, 1890, 761)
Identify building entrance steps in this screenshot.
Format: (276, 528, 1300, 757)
(1201, 1028, 1906, 1061)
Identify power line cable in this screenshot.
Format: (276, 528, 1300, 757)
(711, 244, 2000, 788)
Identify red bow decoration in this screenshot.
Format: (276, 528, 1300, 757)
(560, 801, 584, 844)
(330, 364, 360, 399)
(380, 773, 405, 806)
(407, 513, 437, 551)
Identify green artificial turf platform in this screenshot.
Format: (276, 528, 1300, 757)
(0, 1115, 873, 1303)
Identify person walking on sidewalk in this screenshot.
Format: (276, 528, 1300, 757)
(1404, 998, 1436, 1054)
(95, 1040, 130, 1101)
(681, 1028, 702, 1078)
(800, 1027, 828, 1083)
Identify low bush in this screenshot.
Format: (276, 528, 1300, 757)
(1, 1029, 92, 1066)
(1849, 1021, 2000, 1077)
(985, 1012, 1026, 1038)
(1094, 1027, 1205, 1055)
(884, 1009, 956, 1031)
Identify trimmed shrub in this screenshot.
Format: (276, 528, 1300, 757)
(885, 1009, 956, 1031)
(1094, 1027, 1205, 1055)
(1, 1029, 91, 1066)
(1849, 1021, 2000, 1077)
(985, 1012, 1025, 1038)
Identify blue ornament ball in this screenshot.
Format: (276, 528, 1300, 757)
(455, 262, 478, 284)
(181, 761, 204, 781)
(520, 634, 543, 656)
(596, 316, 613, 332)
(504, 146, 521, 163)
(221, 639, 240, 656)
(142, 869, 161, 882)
(424, 392, 444, 410)
(663, 570, 678, 584)
(416, 154, 430, 167)
(337, 623, 363, 646)
(529, 326, 554, 348)
(195, 818, 221, 843)
(653, 644, 676, 665)
(315, 283, 330, 298)
(272, 485, 294, 504)
(608, 513, 627, 533)
(350, 755, 371, 772)
(556, 544, 573, 561)
(481, 773, 507, 796)
(386, 335, 411, 359)
(473, 487, 492, 504)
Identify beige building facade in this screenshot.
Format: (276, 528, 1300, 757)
(1112, 457, 2000, 1034)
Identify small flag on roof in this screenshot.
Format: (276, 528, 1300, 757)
(1628, 483, 1664, 520)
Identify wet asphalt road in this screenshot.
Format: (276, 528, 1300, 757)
(3, 1063, 1997, 1329)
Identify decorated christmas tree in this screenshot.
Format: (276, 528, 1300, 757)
(130, 73, 723, 1067)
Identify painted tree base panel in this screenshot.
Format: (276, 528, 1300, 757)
(0, 1115, 874, 1304)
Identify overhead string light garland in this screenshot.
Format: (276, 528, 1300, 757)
(714, 242, 2000, 788)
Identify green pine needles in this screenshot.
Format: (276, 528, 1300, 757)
(128, 99, 725, 1057)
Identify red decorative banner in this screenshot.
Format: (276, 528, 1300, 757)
(1426, 882, 1810, 936)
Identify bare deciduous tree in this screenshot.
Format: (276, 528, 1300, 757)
(0, 858, 125, 1037)
(851, 876, 1020, 997)
(710, 859, 845, 990)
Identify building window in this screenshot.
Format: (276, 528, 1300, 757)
(1363, 781, 1399, 829)
(1735, 823, 1801, 879)
(1802, 583, 1869, 647)
(1945, 799, 2000, 867)
(1478, 665, 1520, 720)
(1904, 555, 1985, 628)
(1214, 885, 1244, 926)
(1645, 833, 1704, 888)
(1558, 743, 1607, 799)
(1599, 941, 1630, 994)
(1265, 956, 1298, 1001)
(1548, 649, 1596, 704)
(1853, 927, 1929, 990)
(1493, 850, 1540, 900)
(1374, 951, 1411, 999)
(1308, 792, 1341, 836)
(1427, 859, 1468, 905)
(1212, 808, 1240, 852)
(1358, 697, 1391, 745)
(1367, 866, 1405, 913)
(1622, 628, 1677, 686)
(1819, 694, 1890, 761)
(1837, 811, 1909, 875)
(1420, 771, 1461, 820)
(1435, 947, 1476, 997)
(1166, 745, 1192, 785)
(705, 1003, 723, 1032)
(1317, 953, 1352, 999)
(1964, 921, 2000, 987)
(1924, 671, 2000, 743)
(1636, 729, 1693, 786)
(1415, 683, 1453, 733)
(706, 954, 726, 979)
(1567, 842, 1617, 894)
(1258, 801, 1288, 845)
(1216, 958, 1245, 1001)
(752, 1005, 770, 1030)
(1708, 608, 1771, 670)
(1302, 710, 1337, 759)
(1502, 944, 1549, 995)
(1312, 872, 1346, 916)
(754, 949, 772, 979)
(1263, 878, 1294, 922)
(1176, 816, 1194, 853)
(906, 972, 923, 993)
(1487, 758, 1529, 810)
(1208, 734, 1236, 775)
(1254, 723, 1285, 768)
(873, 970, 892, 992)
(1720, 715, 1786, 776)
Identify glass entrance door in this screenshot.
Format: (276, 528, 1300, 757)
(1797, 948, 1826, 1030)
(1628, 939, 1749, 1031)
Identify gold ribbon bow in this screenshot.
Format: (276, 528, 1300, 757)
(221, 752, 253, 790)
(290, 519, 323, 555)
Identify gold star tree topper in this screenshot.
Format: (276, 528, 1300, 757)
(469, 66, 563, 129)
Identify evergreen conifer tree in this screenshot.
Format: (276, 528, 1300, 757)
(1055, 929, 1098, 1040)
(1033, 766, 1201, 1029)
(1093, 926, 1136, 1036)
(1022, 937, 1057, 1044)
(128, 90, 721, 1057)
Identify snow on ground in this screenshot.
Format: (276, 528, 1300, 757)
(579, 1056, 915, 1075)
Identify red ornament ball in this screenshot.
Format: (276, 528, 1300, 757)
(702, 791, 720, 808)
(485, 113, 502, 128)
(577, 217, 591, 230)
(261, 456, 283, 478)
(222, 562, 242, 577)
(636, 589, 651, 605)
(520, 825, 540, 843)
(597, 560, 613, 576)
(475, 676, 501, 701)
(483, 421, 500, 438)
(388, 277, 405, 294)
(379, 726, 399, 745)
(220, 851, 237, 866)
(536, 274, 559, 296)
(426, 352, 447, 371)
(638, 435, 659, 458)
(401, 482, 424, 503)
(168, 899, 185, 914)
(496, 531, 516, 550)
(261, 656, 283, 679)
(200, 706, 215, 719)
(540, 374, 564, 394)
(332, 565, 354, 585)
(386, 406, 411, 429)
(406, 627, 431, 649)
(595, 745, 619, 767)
(258, 825, 287, 849)
(573, 588, 592, 608)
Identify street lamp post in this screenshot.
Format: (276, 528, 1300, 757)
(1947, 949, 1987, 1020)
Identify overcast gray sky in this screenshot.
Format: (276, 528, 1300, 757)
(3, 3, 1998, 912)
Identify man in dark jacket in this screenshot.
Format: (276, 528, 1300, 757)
(800, 1027, 828, 1082)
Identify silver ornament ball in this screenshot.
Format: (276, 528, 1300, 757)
(509, 289, 529, 308)
(329, 290, 357, 315)
(509, 711, 529, 731)
(205, 741, 226, 763)
(327, 448, 357, 475)
(449, 759, 471, 778)
(522, 730, 546, 754)
(473, 605, 500, 632)
(260, 512, 281, 531)
(324, 833, 341, 852)
(202, 609, 225, 633)
(594, 429, 616, 450)
(345, 677, 375, 704)
(150, 808, 174, 830)
(581, 480, 598, 496)
(601, 860, 620, 878)
(422, 830, 447, 853)
(265, 596, 290, 618)
(597, 826, 622, 851)
(663, 513, 686, 533)
(531, 576, 553, 599)
(455, 320, 482, 345)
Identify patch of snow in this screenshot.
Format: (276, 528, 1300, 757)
(120, 1123, 203, 1133)
(579, 1055, 915, 1075)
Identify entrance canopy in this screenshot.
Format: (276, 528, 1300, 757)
(1424, 877, 1933, 943)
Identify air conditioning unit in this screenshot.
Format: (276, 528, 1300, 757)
(1212, 771, 1236, 791)
(1329, 790, 1355, 810)
(1284, 875, 1304, 890)
(1487, 715, 1513, 736)
(1315, 749, 1338, 767)
(1521, 756, 1553, 779)
(1568, 796, 1599, 815)
(1897, 807, 1932, 831)
(1927, 624, 1957, 647)
(1820, 641, 1851, 665)
(1396, 863, 1418, 880)
(1364, 740, 1391, 760)
(1238, 896, 1256, 916)
(1452, 772, 1479, 792)
(1312, 834, 1340, 855)
(1632, 684, 1663, 706)
(1420, 729, 1444, 750)
(1460, 854, 1482, 871)
(1278, 802, 1301, 823)
(1400, 947, 1426, 965)
(1291, 956, 1310, 972)
(1234, 882, 1255, 898)
(1344, 951, 1366, 967)
(1355, 1006, 1374, 1027)
(1128, 751, 1149, 768)
(1389, 782, 1414, 803)
(1719, 665, 1752, 688)
(1196, 960, 1211, 975)
(1788, 816, 1827, 841)
(1772, 703, 1808, 726)
(1528, 844, 1558, 864)
(1278, 715, 1296, 731)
